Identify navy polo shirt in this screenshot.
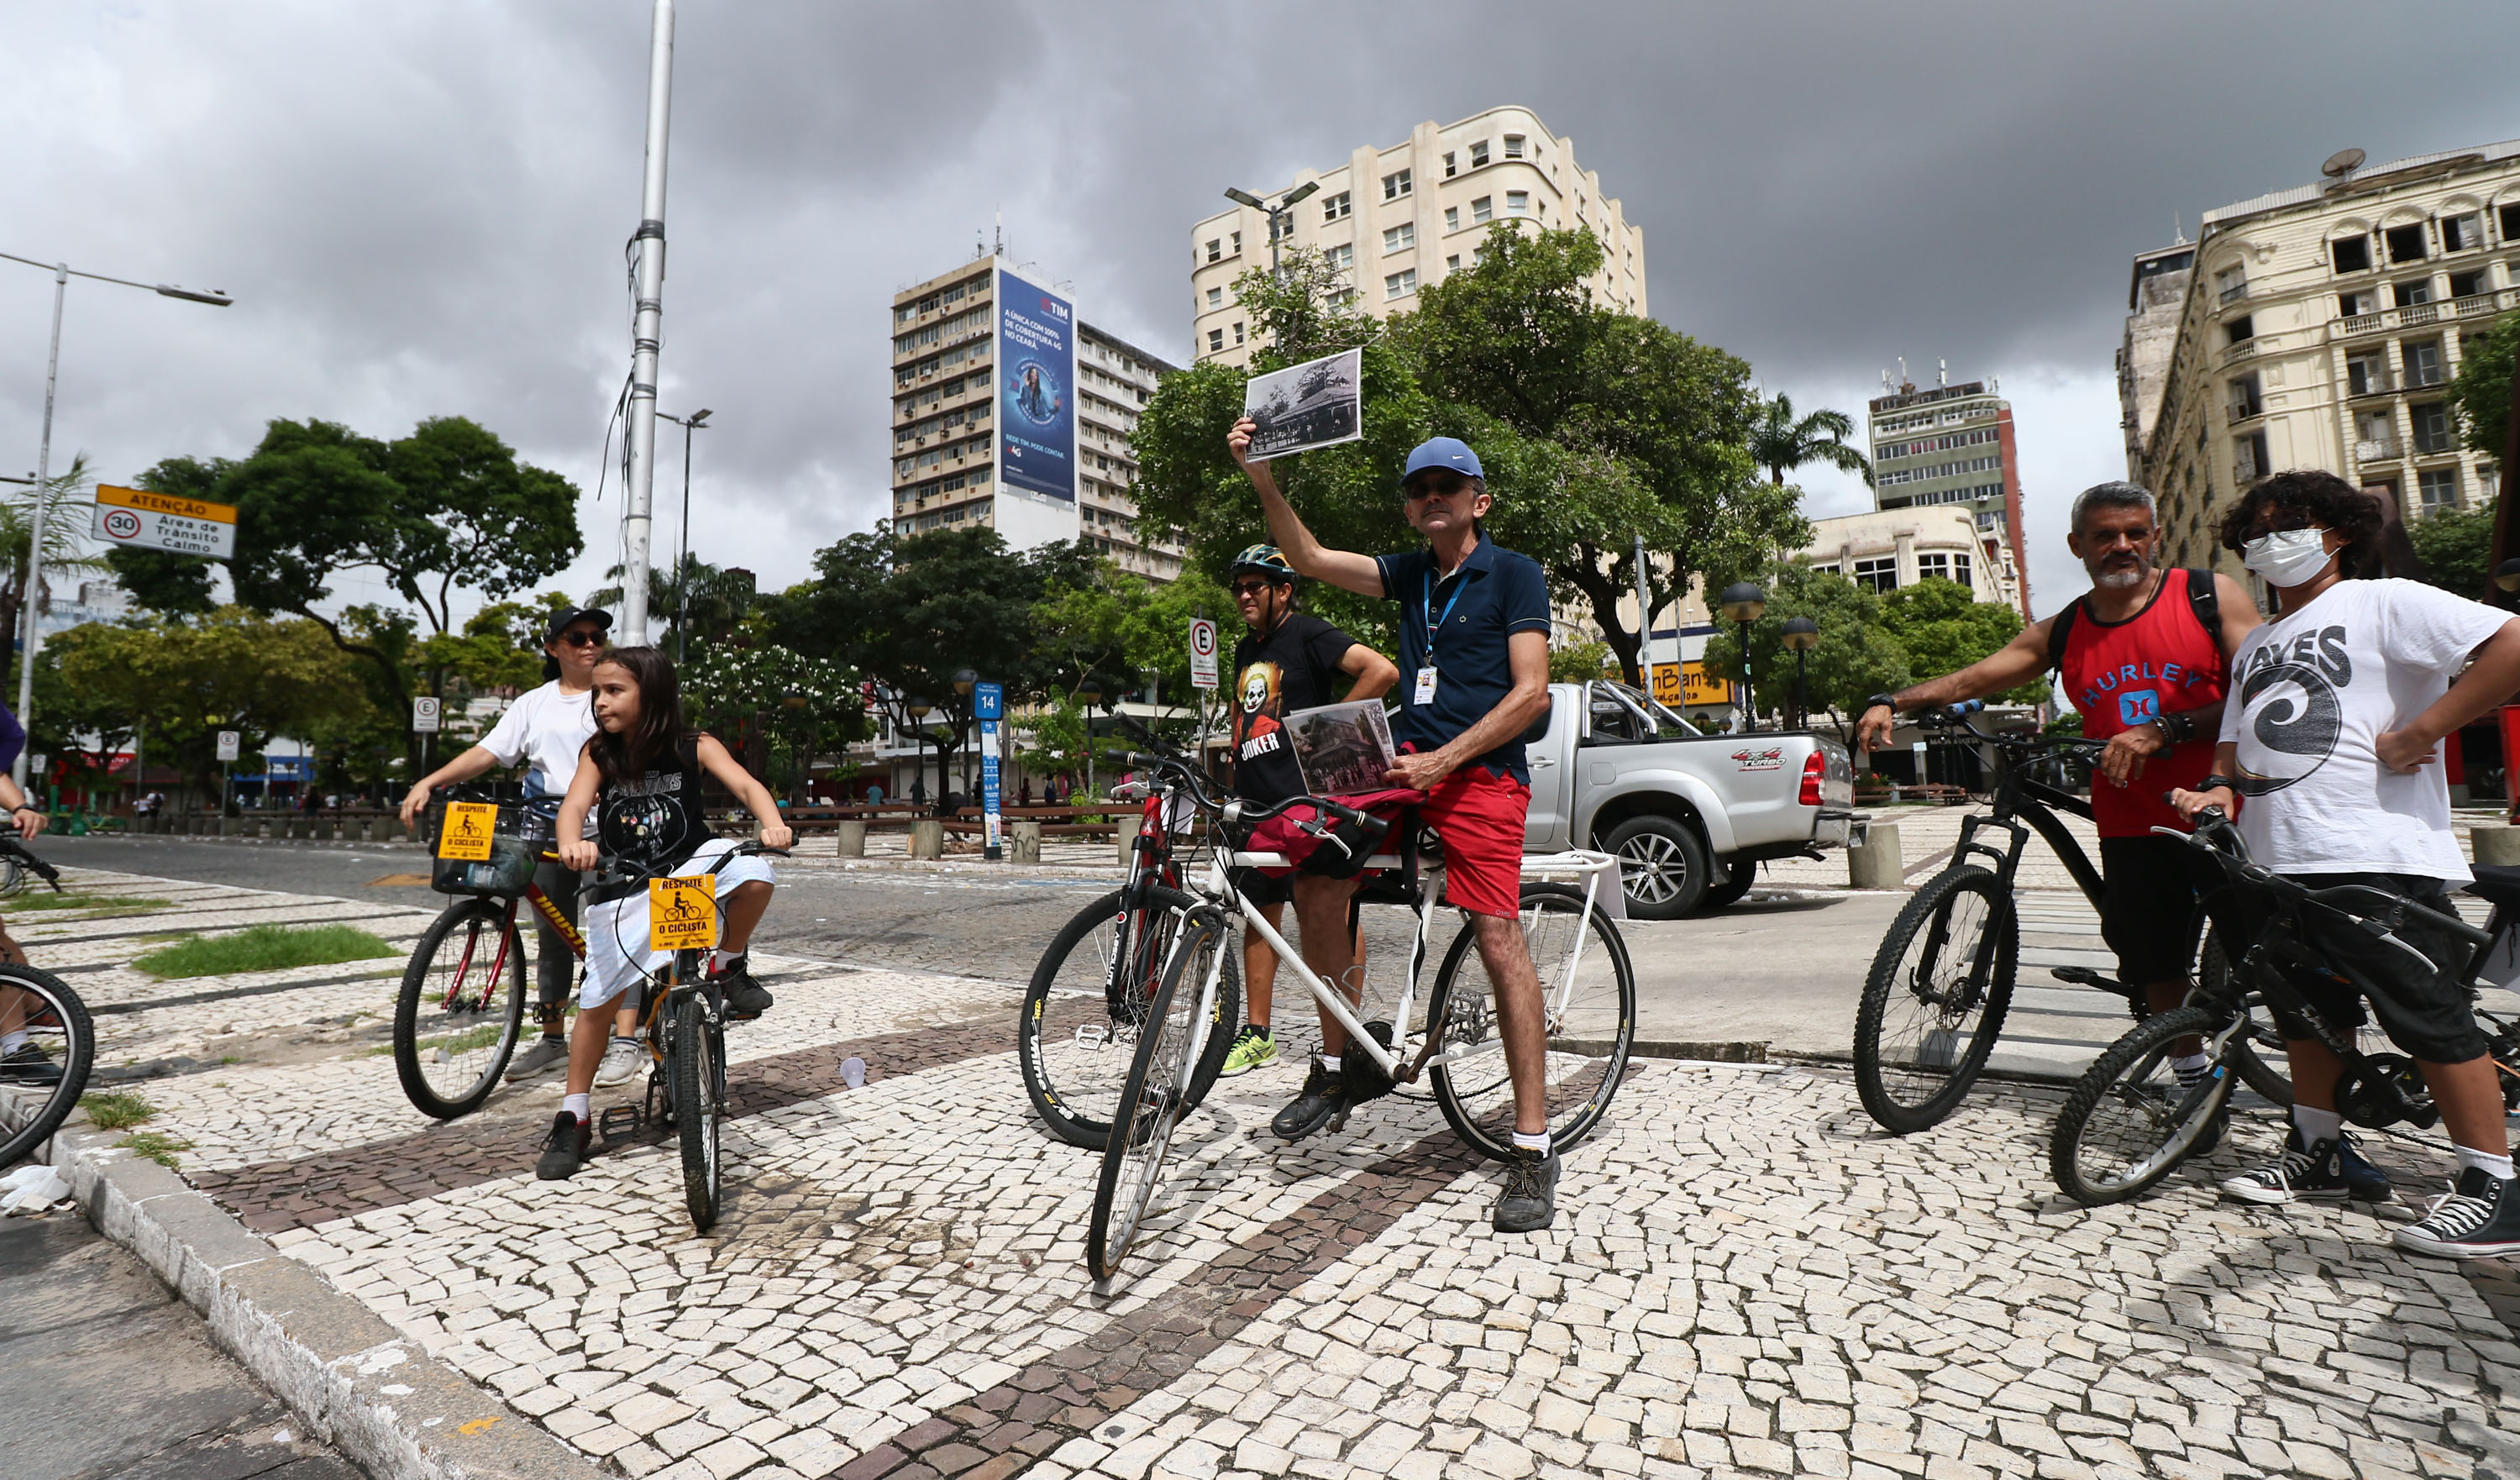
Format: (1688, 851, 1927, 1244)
(1376, 534, 1552, 783)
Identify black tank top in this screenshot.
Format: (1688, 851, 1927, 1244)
(588, 734, 717, 905)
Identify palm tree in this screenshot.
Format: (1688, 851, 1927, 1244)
(1, 454, 113, 694)
(1749, 393, 1872, 487)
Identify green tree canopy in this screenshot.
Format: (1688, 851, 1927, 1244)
(1701, 564, 1910, 727)
(1747, 391, 1872, 487)
(680, 613, 864, 800)
(2451, 309, 2517, 460)
(1877, 577, 2050, 705)
(2410, 503, 2495, 600)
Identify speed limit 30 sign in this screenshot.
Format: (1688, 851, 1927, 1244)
(1189, 617, 1219, 690)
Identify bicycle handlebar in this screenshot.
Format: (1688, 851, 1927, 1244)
(1119, 749, 1383, 840)
(0, 833, 62, 892)
(2160, 811, 2493, 948)
(1906, 701, 2105, 760)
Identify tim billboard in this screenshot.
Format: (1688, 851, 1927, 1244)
(996, 267, 1076, 503)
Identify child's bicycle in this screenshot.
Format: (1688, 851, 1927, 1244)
(1086, 745, 1635, 1282)
(0, 836, 93, 1168)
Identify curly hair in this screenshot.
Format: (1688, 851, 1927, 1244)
(2216, 469, 2379, 570)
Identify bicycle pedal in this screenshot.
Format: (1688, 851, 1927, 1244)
(598, 1105, 642, 1145)
(1325, 1111, 1349, 1135)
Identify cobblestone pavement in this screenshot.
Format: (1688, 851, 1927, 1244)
(10, 863, 2520, 1480)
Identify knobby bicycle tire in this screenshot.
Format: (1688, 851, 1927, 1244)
(393, 899, 528, 1120)
(1019, 886, 1238, 1151)
(1427, 883, 1637, 1163)
(1852, 867, 2019, 1134)
(675, 991, 723, 1232)
(1087, 909, 1226, 1281)
(2050, 1005, 2236, 1206)
(0, 963, 94, 1168)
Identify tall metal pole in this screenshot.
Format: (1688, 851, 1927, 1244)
(617, 0, 675, 648)
(1630, 534, 1654, 690)
(13, 266, 67, 787)
(676, 414, 693, 661)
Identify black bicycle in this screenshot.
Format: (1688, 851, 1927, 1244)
(2050, 811, 2520, 1205)
(0, 837, 89, 1168)
(1852, 704, 2284, 1133)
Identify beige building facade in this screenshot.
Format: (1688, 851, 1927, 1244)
(1187, 107, 1646, 368)
(1798, 507, 2019, 611)
(2118, 139, 2520, 575)
(890, 256, 1184, 581)
(1865, 376, 2031, 617)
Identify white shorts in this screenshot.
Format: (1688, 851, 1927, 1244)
(580, 839, 778, 1009)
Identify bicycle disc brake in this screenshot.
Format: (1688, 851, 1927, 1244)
(2335, 1053, 2432, 1130)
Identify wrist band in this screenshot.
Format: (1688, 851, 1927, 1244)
(2200, 774, 2238, 792)
(1865, 693, 1900, 714)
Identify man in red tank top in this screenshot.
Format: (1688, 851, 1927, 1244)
(1855, 482, 2261, 1031)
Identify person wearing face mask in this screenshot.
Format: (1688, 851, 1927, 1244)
(2172, 470, 2520, 1258)
(1857, 481, 2264, 1111)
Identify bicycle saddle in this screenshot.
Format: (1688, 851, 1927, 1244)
(2465, 864, 2520, 911)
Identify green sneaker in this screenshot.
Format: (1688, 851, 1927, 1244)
(1219, 1026, 1278, 1077)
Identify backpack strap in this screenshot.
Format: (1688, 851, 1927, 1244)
(2184, 568, 2220, 644)
(2045, 599, 2081, 674)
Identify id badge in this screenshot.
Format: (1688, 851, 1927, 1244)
(1414, 666, 1439, 706)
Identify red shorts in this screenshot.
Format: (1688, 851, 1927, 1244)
(1417, 765, 1530, 919)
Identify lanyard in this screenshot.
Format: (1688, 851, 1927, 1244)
(1422, 569, 1467, 661)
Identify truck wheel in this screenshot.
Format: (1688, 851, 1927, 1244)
(1603, 815, 1709, 919)
(1698, 858, 1756, 912)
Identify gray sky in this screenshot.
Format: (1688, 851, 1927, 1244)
(5, 3, 2515, 623)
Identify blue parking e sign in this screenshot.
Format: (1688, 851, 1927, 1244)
(974, 682, 1004, 722)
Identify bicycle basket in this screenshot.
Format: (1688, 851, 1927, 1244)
(427, 800, 544, 896)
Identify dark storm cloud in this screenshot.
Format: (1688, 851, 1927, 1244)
(3, 2, 2513, 611)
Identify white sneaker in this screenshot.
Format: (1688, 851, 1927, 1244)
(592, 1036, 643, 1089)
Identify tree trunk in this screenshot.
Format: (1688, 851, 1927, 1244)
(1562, 557, 1644, 688)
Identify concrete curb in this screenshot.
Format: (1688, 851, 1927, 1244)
(16, 1106, 604, 1480)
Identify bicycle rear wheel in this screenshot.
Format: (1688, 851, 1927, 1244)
(1087, 910, 1226, 1281)
(1428, 883, 1637, 1163)
(674, 990, 724, 1232)
(393, 899, 528, 1120)
(0, 963, 94, 1168)
(2050, 1005, 2236, 1206)
(1852, 868, 2017, 1134)
(1019, 886, 1238, 1150)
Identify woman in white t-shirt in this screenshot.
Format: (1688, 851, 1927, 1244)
(401, 607, 612, 1080)
(2174, 470, 2520, 1259)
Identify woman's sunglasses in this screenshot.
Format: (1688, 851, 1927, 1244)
(554, 630, 608, 648)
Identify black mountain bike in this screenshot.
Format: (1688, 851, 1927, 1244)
(0, 837, 91, 1168)
(2051, 811, 2520, 1204)
(1852, 704, 2283, 1133)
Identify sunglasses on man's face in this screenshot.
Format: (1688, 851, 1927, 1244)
(1231, 580, 1276, 598)
(555, 630, 608, 648)
(1404, 477, 1470, 504)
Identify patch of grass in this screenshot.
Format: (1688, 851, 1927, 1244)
(133, 924, 398, 979)
(81, 1090, 158, 1130)
(117, 1130, 195, 1168)
(365, 1020, 507, 1058)
(13, 892, 171, 913)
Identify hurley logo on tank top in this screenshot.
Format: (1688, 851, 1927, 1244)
(2075, 659, 2218, 728)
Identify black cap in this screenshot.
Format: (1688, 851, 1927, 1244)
(544, 606, 614, 643)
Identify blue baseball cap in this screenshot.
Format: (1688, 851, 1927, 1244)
(1404, 436, 1483, 481)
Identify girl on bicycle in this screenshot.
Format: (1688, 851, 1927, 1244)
(535, 646, 795, 1180)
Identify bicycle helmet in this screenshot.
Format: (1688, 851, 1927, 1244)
(1228, 543, 1299, 585)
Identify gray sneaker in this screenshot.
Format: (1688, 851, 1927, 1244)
(504, 1036, 570, 1082)
(1493, 1147, 1561, 1233)
(591, 1036, 644, 1089)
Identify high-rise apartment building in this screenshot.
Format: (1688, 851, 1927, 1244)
(1187, 107, 1646, 367)
(2119, 139, 2520, 575)
(890, 255, 1184, 581)
(1865, 375, 2029, 616)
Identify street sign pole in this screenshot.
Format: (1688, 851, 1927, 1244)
(975, 682, 1004, 861)
(617, 0, 677, 648)
(11, 266, 66, 790)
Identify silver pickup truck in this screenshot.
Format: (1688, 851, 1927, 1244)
(1520, 680, 1856, 917)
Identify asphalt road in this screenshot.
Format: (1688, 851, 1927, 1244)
(29, 835, 1893, 1058)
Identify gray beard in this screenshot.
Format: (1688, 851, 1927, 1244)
(2092, 564, 2147, 590)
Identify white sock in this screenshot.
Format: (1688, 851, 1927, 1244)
(562, 1093, 590, 1124)
(0, 1030, 27, 1055)
(1320, 1055, 1340, 1073)
(2171, 1052, 2212, 1079)
(2292, 1105, 2344, 1145)
(711, 947, 742, 970)
(2454, 1146, 2517, 1182)
(1513, 1130, 1551, 1157)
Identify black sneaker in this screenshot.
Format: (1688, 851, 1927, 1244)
(2394, 1168, 2520, 1259)
(0, 1043, 61, 1086)
(535, 1112, 591, 1180)
(2220, 1128, 2382, 1204)
(714, 955, 771, 1021)
(1494, 1146, 1561, 1233)
(1270, 1058, 1348, 1141)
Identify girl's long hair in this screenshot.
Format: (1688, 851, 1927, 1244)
(586, 646, 690, 787)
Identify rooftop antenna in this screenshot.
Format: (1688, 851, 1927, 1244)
(2173, 212, 2187, 246)
(1938, 358, 1948, 388)
(994, 211, 1004, 257)
(2321, 147, 2366, 191)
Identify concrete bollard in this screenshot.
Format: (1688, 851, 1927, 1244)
(1849, 821, 1904, 890)
(834, 820, 868, 858)
(908, 819, 945, 859)
(381, 818, 404, 843)
(2475, 824, 2520, 869)
(1011, 820, 1043, 864)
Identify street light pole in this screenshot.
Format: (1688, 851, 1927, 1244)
(1223, 182, 1321, 284)
(659, 408, 711, 660)
(617, 0, 677, 648)
(0, 249, 232, 786)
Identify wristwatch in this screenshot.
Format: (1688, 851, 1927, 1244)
(1864, 693, 1900, 714)
(2199, 774, 2239, 793)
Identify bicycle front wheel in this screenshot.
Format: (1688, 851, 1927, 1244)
(2050, 1005, 2236, 1206)
(1852, 868, 2017, 1134)
(1428, 883, 1638, 1163)
(674, 992, 724, 1232)
(1087, 910, 1227, 1281)
(393, 900, 528, 1120)
(0, 963, 94, 1168)
(1019, 885, 1238, 1151)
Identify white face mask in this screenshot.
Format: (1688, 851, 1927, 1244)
(2241, 527, 2334, 587)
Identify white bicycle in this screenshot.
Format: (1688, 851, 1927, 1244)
(1087, 747, 1635, 1281)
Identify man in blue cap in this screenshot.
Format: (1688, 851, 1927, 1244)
(1229, 417, 1562, 1232)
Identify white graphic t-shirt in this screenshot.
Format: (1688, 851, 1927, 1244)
(2218, 578, 2510, 882)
